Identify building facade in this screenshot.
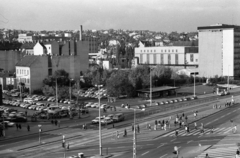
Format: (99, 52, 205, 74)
(134, 46, 198, 68)
(198, 24, 240, 78)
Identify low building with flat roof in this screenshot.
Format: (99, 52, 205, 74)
(137, 86, 178, 98)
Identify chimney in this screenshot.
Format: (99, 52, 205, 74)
(79, 25, 83, 41)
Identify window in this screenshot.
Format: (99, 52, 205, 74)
(172, 50, 174, 52)
(161, 50, 163, 52)
(144, 50, 146, 52)
(140, 54, 143, 63)
(176, 49, 178, 52)
(154, 50, 156, 52)
(168, 54, 171, 64)
(147, 54, 150, 63)
(161, 54, 164, 64)
(175, 54, 178, 65)
(141, 50, 142, 52)
(151, 50, 152, 52)
(153, 54, 156, 64)
(190, 54, 194, 62)
(165, 50, 166, 52)
(168, 50, 170, 52)
(147, 50, 149, 52)
(27, 79, 29, 84)
(16, 69, 18, 74)
(196, 59, 198, 62)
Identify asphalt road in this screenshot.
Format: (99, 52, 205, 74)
(0, 95, 238, 158)
(39, 104, 240, 158)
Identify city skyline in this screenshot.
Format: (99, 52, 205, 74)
(0, 0, 240, 32)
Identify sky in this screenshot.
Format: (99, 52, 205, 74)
(0, 0, 240, 32)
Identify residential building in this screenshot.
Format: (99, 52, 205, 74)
(18, 34, 33, 42)
(198, 24, 240, 78)
(33, 42, 47, 55)
(16, 55, 49, 93)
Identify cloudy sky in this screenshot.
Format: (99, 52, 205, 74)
(0, 0, 239, 32)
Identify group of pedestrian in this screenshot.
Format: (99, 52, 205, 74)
(131, 124, 140, 133)
(51, 120, 60, 127)
(82, 123, 87, 130)
(16, 123, 22, 130)
(225, 102, 232, 107)
(213, 104, 221, 109)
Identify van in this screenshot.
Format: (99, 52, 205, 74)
(113, 113, 125, 122)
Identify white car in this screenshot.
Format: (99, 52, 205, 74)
(100, 104, 110, 109)
(91, 103, 99, 108)
(92, 116, 104, 124)
(100, 117, 113, 125)
(85, 102, 93, 108)
(2, 121, 15, 127)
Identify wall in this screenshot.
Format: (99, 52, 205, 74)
(198, 30, 223, 77)
(222, 29, 234, 76)
(0, 50, 23, 73)
(30, 56, 49, 93)
(33, 43, 44, 55)
(135, 46, 187, 65)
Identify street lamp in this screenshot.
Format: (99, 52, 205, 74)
(133, 109, 137, 158)
(69, 78, 74, 102)
(62, 135, 66, 158)
(95, 84, 103, 156)
(228, 65, 230, 92)
(150, 67, 152, 106)
(38, 124, 42, 144)
(55, 77, 59, 106)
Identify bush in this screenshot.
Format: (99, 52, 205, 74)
(33, 89, 43, 95)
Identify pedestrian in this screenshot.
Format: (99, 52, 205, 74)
(137, 124, 140, 133)
(179, 121, 182, 128)
(51, 120, 53, 124)
(112, 123, 115, 128)
(205, 153, 210, 158)
(194, 122, 197, 129)
(58, 120, 61, 127)
(55, 120, 57, 126)
(164, 123, 167, 131)
(174, 121, 177, 127)
(236, 149, 240, 157)
(211, 126, 214, 133)
(175, 130, 178, 137)
(182, 113, 185, 118)
(19, 124, 22, 129)
(233, 125, 237, 134)
(124, 129, 127, 137)
(185, 125, 188, 133)
(155, 120, 158, 126)
(116, 131, 119, 139)
(27, 125, 30, 132)
(132, 124, 134, 132)
(25, 110, 28, 116)
(185, 116, 188, 122)
(148, 123, 151, 130)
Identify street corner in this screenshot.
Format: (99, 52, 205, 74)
(178, 145, 212, 158)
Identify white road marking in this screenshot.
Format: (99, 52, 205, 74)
(187, 140, 193, 144)
(142, 151, 149, 155)
(171, 138, 176, 142)
(159, 154, 168, 158)
(157, 144, 164, 148)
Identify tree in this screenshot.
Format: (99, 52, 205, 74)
(106, 70, 134, 97)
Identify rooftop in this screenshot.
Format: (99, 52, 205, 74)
(15, 55, 39, 67)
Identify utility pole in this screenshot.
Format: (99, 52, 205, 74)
(133, 109, 137, 158)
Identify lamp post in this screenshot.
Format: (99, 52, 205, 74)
(150, 67, 152, 106)
(133, 109, 137, 158)
(38, 124, 42, 144)
(69, 79, 74, 102)
(193, 73, 196, 97)
(62, 135, 66, 158)
(228, 65, 230, 92)
(56, 77, 58, 106)
(95, 84, 103, 156)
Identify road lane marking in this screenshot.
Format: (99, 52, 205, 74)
(157, 144, 164, 148)
(171, 138, 176, 142)
(187, 140, 193, 144)
(142, 151, 149, 155)
(160, 154, 168, 158)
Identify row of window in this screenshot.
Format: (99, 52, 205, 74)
(16, 69, 29, 75)
(139, 54, 197, 64)
(140, 49, 178, 53)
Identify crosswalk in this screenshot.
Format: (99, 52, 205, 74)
(162, 127, 234, 137)
(197, 146, 238, 158)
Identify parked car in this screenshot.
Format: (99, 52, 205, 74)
(92, 116, 104, 124)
